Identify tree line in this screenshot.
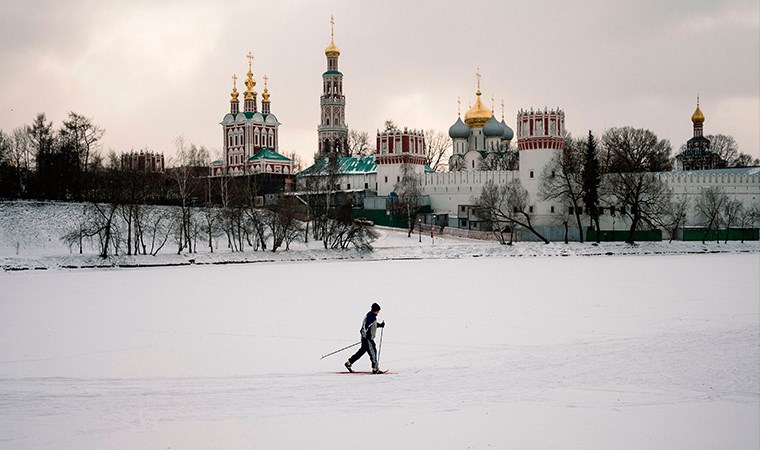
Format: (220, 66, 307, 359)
(476, 127, 759, 245)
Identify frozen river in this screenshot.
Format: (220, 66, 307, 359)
(1, 253, 758, 449)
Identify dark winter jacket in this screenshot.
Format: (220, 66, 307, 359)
(360, 311, 378, 340)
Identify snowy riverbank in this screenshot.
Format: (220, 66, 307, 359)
(2, 200, 758, 271)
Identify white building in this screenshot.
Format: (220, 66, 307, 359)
(297, 35, 759, 241)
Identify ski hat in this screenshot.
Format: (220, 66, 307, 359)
(371, 302, 381, 312)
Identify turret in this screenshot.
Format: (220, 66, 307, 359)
(262, 74, 271, 115)
(230, 74, 239, 114)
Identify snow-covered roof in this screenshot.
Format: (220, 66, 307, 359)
(299, 155, 377, 176)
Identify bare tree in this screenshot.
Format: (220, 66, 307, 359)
(285, 151, 305, 173)
(322, 203, 376, 251)
(348, 130, 374, 156)
(266, 202, 304, 252)
(694, 187, 728, 244)
(737, 201, 760, 243)
(603, 126, 673, 173)
(477, 179, 550, 243)
(81, 202, 121, 258)
(733, 153, 760, 168)
(168, 137, 207, 254)
(424, 129, 450, 172)
(722, 198, 744, 244)
(652, 193, 691, 243)
(394, 163, 423, 237)
(60, 112, 104, 177)
(539, 136, 585, 242)
(602, 127, 674, 243)
(141, 205, 173, 255)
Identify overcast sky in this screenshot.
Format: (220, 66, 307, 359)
(1, 0, 758, 165)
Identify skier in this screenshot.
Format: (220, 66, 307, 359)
(345, 302, 385, 374)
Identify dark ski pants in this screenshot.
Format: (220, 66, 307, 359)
(348, 337, 378, 369)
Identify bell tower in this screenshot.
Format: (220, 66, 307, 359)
(317, 15, 349, 161)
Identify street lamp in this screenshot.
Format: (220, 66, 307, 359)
(432, 214, 437, 244)
(418, 217, 422, 242)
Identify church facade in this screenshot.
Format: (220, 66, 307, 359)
(210, 53, 293, 178)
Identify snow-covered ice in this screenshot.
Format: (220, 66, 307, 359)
(1, 249, 758, 449)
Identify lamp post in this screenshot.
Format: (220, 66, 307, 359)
(432, 214, 436, 244)
(418, 217, 422, 243)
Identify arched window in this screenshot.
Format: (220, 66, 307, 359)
(255, 128, 260, 146)
(268, 130, 274, 147)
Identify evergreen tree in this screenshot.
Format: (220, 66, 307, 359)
(582, 131, 601, 242)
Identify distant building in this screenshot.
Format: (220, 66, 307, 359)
(120, 151, 164, 173)
(676, 99, 725, 171)
(210, 52, 293, 183)
(295, 25, 759, 241)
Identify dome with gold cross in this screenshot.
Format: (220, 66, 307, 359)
(464, 69, 493, 127)
(325, 15, 340, 57)
(691, 100, 705, 124)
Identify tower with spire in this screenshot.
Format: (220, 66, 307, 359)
(317, 15, 349, 161)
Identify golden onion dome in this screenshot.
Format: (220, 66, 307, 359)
(691, 104, 704, 124)
(230, 74, 239, 102)
(464, 90, 492, 127)
(325, 41, 340, 58)
(262, 75, 270, 102)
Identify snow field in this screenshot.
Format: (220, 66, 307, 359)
(0, 253, 758, 449)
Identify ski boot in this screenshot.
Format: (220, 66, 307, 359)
(344, 361, 353, 373)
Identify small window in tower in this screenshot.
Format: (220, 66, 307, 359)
(364, 182, 369, 189)
(530, 170, 534, 178)
(550, 206, 555, 213)
(529, 206, 534, 213)
(384, 176, 388, 183)
(569, 206, 574, 216)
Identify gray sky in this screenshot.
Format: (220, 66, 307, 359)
(1, 0, 758, 164)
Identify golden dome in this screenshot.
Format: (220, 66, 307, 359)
(244, 68, 257, 100)
(262, 75, 270, 102)
(691, 104, 704, 124)
(464, 90, 492, 127)
(325, 41, 340, 58)
(230, 74, 239, 102)
(325, 15, 340, 57)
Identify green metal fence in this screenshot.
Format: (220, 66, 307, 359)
(682, 228, 759, 241)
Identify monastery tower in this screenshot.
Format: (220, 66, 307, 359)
(317, 16, 349, 161)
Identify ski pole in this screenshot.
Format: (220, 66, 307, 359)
(377, 326, 384, 367)
(320, 341, 360, 360)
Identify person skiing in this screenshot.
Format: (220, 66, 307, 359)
(345, 302, 385, 374)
